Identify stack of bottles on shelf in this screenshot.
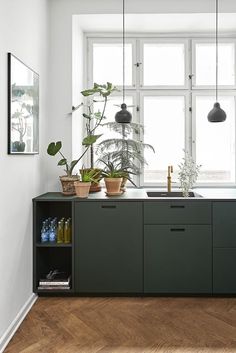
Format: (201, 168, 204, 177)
(40, 217, 72, 244)
(38, 269, 71, 291)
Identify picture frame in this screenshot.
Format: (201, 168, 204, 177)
(8, 53, 39, 154)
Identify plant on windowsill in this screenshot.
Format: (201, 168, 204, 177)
(74, 168, 100, 198)
(178, 150, 201, 197)
(71, 82, 118, 192)
(100, 160, 136, 195)
(96, 122, 155, 191)
(47, 141, 89, 195)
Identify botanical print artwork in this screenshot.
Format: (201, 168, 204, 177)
(8, 53, 39, 154)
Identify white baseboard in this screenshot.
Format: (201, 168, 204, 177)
(0, 293, 37, 353)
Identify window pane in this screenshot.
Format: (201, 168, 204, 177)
(143, 43, 185, 86)
(93, 43, 132, 86)
(195, 43, 235, 86)
(195, 96, 235, 182)
(144, 96, 185, 183)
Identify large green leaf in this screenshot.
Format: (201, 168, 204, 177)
(58, 158, 67, 166)
(82, 134, 102, 146)
(47, 141, 62, 156)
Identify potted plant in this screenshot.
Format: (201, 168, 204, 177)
(47, 141, 89, 195)
(97, 122, 155, 190)
(100, 160, 136, 195)
(74, 168, 100, 198)
(72, 82, 117, 192)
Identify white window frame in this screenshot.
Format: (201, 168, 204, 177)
(84, 34, 236, 187)
(192, 90, 236, 187)
(87, 37, 137, 90)
(192, 38, 236, 90)
(139, 38, 190, 90)
(139, 90, 190, 187)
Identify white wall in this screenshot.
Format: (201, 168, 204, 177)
(46, 0, 236, 191)
(0, 0, 49, 345)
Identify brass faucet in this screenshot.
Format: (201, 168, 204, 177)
(167, 165, 173, 192)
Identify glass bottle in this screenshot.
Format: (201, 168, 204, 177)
(64, 219, 71, 244)
(49, 221, 57, 242)
(41, 221, 49, 243)
(57, 220, 64, 244)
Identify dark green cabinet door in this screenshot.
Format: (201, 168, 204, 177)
(213, 202, 236, 247)
(75, 202, 143, 293)
(213, 249, 236, 293)
(144, 225, 212, 293)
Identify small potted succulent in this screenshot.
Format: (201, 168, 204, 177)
(47, 141, 89, 195)
(100, 160, 136, 195)
(74, 169, 100, 198)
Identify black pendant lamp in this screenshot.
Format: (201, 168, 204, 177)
(207, 0, 226, 123)
(115, 0, 132, 123)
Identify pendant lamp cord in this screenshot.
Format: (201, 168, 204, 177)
(216, 0, 218, 102)
(122, 0, 125, 103)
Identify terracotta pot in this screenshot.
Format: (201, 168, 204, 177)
(74, 181, 91, 198)
(79, 168, 102, 193)
(104, 178, 122, 194)
(59, 175, 80, 195)
(121, 177, 128, 192)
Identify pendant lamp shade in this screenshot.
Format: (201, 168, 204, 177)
(115, 0, 132, 123)
(207, 102, 226, 123)
(115, 103, 132, 123)
(207, 0, 226, 122)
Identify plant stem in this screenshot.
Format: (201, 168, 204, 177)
(59, 151, 69, 173)
(90, 145, 94, 169)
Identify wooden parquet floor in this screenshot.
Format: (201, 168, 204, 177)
(4, 297, 236, 353)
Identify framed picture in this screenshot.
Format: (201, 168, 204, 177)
(8, 53, 39, 154)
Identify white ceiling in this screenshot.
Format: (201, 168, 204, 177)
(76, 13, 236, 34)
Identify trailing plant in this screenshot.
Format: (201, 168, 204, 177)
(96, 122, 155, 175)
(47, 141, 89, 177)
(72, 82, 118, 169)
(178, 150, 201, 197)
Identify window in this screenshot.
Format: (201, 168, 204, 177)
(86, 36, 236, 186)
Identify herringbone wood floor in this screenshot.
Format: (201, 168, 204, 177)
(4, 297, 236, 353)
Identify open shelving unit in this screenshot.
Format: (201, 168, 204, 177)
(33, 194, 74, 295)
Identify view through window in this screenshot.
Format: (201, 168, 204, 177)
(86, 37, 236, 185)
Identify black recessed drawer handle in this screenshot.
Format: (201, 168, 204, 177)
(101, 205, 116, 209)
(170, 228, 186, 232)
(170, 205, 185, 209)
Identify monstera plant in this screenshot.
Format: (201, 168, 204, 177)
(47, 141, 89, 195)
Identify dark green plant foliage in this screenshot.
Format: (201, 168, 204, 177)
(99, 160, 137, 187)
(47, 141, 89, 177)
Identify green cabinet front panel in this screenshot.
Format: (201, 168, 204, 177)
(144, 201, 211, 225)
(213, 249, 236, 293)
(75, 201, 143, 293)
(144, 225, 212, 293)
(213, 202, 236, 247)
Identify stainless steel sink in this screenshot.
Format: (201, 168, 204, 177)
(146, 191, 202, 198)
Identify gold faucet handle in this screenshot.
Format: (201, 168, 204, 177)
(168, 165, 173, 175)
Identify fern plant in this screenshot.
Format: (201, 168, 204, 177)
(96, 122, 155, 175)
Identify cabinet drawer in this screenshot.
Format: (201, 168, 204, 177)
(144, 225, 212, 293)
(213, 249, 236, 293)
(213, 202, 236, 247)
(144, 201, 211, 224)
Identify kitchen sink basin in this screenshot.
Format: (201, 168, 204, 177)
(146, 191, 202, 198)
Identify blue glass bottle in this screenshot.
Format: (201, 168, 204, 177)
(41, 221, 49, 243)
(49, 221, 57, 242)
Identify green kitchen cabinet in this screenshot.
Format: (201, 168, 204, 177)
(213, 202, 236, 293)
(213, 248, 236, 293)
(144, 225, 212, 293)
(74, 201, 143, 293)
(213, 202, 236, 247)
